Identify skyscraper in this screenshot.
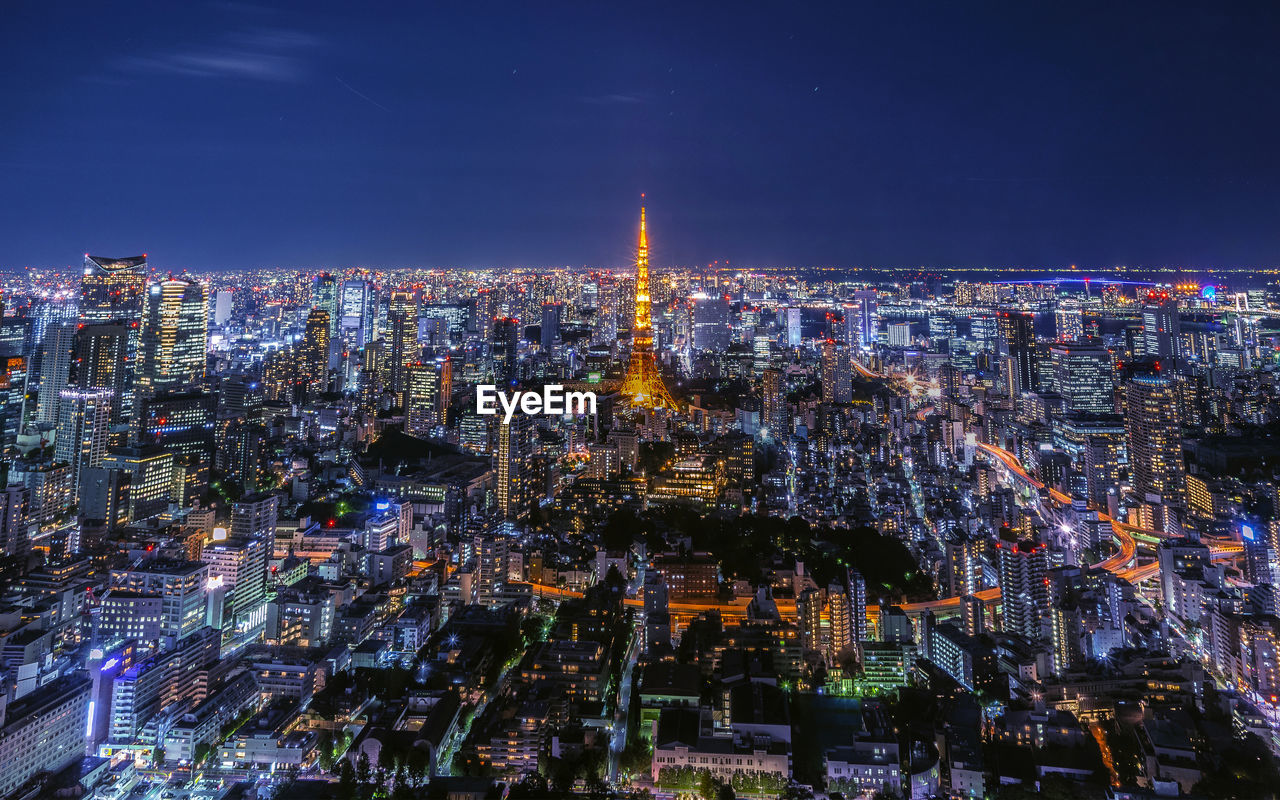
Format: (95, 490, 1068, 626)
(137, 276, 208, 399)
(620, 205, 678, 410)
(496, 414, 534, 519)
(997, 311, 1036, 396)
(300, 309, 331, 401)
(340, 279, 373, 347)
(996, 536, 1049, 642)
(54, 387, 112, 502)
(80, 254, 146, 325)
(821, 340, 852, 404)
(1048, 340, 1115, 415)
(1141, 293, 1181, 366)
(853, 289, 877, 349)
(1124, 373, 1186, 508)
(312, 272, 340, 340)
(762, 368, 785, 438)
(80, 255, 146, 419)
(70, 323, 130, 424)
(540, 302, 562, 352)
(690, 293, 731, 352)
(405, 356, 452, 437)
(35, 321, 77, 428)
(386, 290, 419, 398)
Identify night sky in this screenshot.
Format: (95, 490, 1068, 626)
(6, 1, 1280, 271)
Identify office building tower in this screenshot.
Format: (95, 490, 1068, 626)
(0, 676, 92, 798)
(691, 293, 731, 351)
(54, 387, 112, 503)
(762, 368, 786, 438)
(997, 312, 1036, 396)
(232, 492, 280, 541)
(1048, 340, 1115, 414)
(108, 560, 211, 646)
(35, 321, 77, 428)
(0, 358, 25, 456)
(827, 583, 854, 665)
(299, 308, 330, 401)
(137, 276, 208, 398)
(405, 356, 452, 437)
(312, 272, 340, 340)
(996, 536, 1049, 642)
(70, 322, 130, 423)
(1141, 294, 1181, 366)
(340, 279, 373, 347)
(1242, 522, 1278, 588)
(213, 289, 233, 326)
(496, 414, 534, 520)
(887, 321, 912, 348)
(1124, 374, 1185, 508)
(491, 316, 520, 386)
(386, 290, 419, 398)
(854, 289, 877, 349)
(80, 254, 147, 417)
(784, 307, 802, 347)
(821, 340, 852, 404)
(90, 446, 176, 528)
(140, 391, 215, 504)
(540, 302, 562, 352)
(202, 536, 268, 627)
(80, 254, 147, 325)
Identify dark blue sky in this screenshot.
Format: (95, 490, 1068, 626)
(5, 1, 1280, 271)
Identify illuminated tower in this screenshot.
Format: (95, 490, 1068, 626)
(137, 276, 208, 399)
(620, 204, 678, 410)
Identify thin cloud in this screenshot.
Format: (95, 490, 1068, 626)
(117, 26, 321, 83)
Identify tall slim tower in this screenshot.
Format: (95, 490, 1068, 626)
(620, 204, 678, 410)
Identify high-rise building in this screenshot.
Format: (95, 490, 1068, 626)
(853, 289, 877, 349)
(490, 317, 520, 385)
(691, 293, 731, 352)
(1124, 374, 1185, 508)
(202, 536, 268, 627)
(496, 415, 534, 520)
(0, 675, 92, 798)
(232, 492, 280, 541)
(998, 312, 1036, 396)
(312, 273, 340, 340)
(405, 356, 452, 437)
(620, 205, 678, 410)
(108, 560, 211, 646)
(137, 276, 208, 398)
(821, 340, 852, 404)
(80, 254, 147, 418)
(762, 368, 786, 438)
(0, 483, 29, 559)
(140, 391, 215, 504)
(54, 387, 112, 502)
(1048, 340, 1114, 414)
(996, 536, 1049, 642)
(540, 302, 562, 352)
(300, 309, 330, 401)
(386, 290, 419, 398)
(1141, 294, 1181, 366)
(70, 323, 130, 423)
(340, 279, 373, 347)
(35, 321, 77, 428)
(80, 254, 146, 325)
(92, 446, 176, 528)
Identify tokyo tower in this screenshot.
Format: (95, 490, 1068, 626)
(619, 203, 679, 410)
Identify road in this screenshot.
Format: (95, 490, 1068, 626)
(607, 628, 642, 784)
